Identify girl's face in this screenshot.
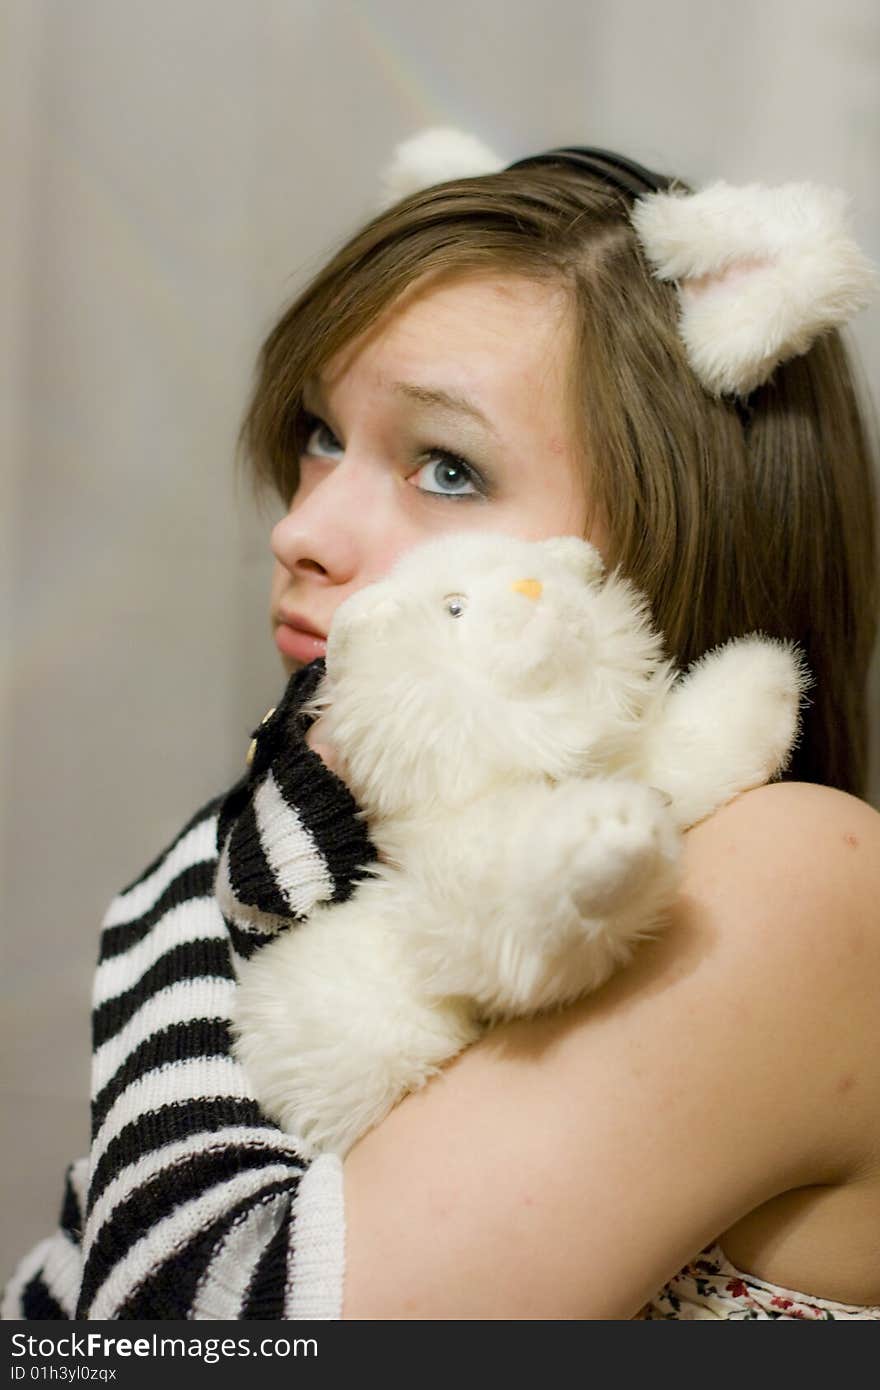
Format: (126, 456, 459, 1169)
(269, 269, 604, 671)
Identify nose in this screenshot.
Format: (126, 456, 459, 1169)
(271, 457, 377, 583)
(510, 578, 543, 600)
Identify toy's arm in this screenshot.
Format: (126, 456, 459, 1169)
(404, 779, 680, 1013)
(640, 636, 810, 829)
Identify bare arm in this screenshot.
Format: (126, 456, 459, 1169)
(340, 781, 880, 1319)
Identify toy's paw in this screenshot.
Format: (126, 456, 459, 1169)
(651, 636, 813, 824)
(569, 782, 679, 915)
(721, 636, 811, 781)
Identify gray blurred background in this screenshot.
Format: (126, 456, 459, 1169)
(3, 0, 879, 1274)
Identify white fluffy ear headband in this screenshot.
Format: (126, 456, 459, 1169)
(376, 127, 879, 400)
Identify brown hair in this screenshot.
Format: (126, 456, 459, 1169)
(237, 165, 879, 797)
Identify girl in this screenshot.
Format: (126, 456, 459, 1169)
(5, 132, 880, 1320)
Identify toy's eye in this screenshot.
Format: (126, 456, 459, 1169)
(443, 593, 468, 618)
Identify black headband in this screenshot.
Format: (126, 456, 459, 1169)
(504, 146, 674, 200)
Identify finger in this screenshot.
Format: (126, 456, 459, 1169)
(310, 741, 339, 774)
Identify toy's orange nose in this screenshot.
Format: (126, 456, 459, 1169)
(510, 578, 543, 601)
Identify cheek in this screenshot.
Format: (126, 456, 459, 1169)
(505, 488, 589, 545)
(365, 532, 432, 586)
(536, 467, 593, 546)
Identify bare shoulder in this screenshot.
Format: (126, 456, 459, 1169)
(683, 777, 880, 1019)
(683, 779, 880, 951)
(690, 776, 880, 843)
(682, 778, 880, 1181)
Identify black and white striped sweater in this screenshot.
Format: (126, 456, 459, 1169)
(2, 660, 378, 1320)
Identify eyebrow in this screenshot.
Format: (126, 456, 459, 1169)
(390, 382, 500, 438)
(303, 377, 500, 440)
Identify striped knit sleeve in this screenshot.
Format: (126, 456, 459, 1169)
(2, 1158, 89, 1319)
(4, 660, 379, 1320)
(214, 657, 378, 955)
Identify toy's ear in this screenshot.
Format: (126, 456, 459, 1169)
(539, 536, 605, 585)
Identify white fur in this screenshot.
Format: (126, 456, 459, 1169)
(375, 126, 504, 213)
(631, 180, 879, 395)
(232, 532, 810, 1157)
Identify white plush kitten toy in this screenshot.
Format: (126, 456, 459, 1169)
(230, 531, 810, 1158)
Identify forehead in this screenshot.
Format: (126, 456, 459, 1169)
(314, 268, 591, 542)
(322, 269, 576, 414)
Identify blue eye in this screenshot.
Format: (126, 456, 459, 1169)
(301, 414, 343, 459)
(412, 454, 484, 500)
(298, 411, 492, 503)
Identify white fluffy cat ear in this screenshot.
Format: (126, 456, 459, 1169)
(629, 180, 879, 397)
(374, 126, 505, 213)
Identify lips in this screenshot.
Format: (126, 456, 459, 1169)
(277, 611, 327, 640)
(274, 606, 329, 667)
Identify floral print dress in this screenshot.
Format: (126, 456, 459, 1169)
(636, 1243, 880, 1319)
